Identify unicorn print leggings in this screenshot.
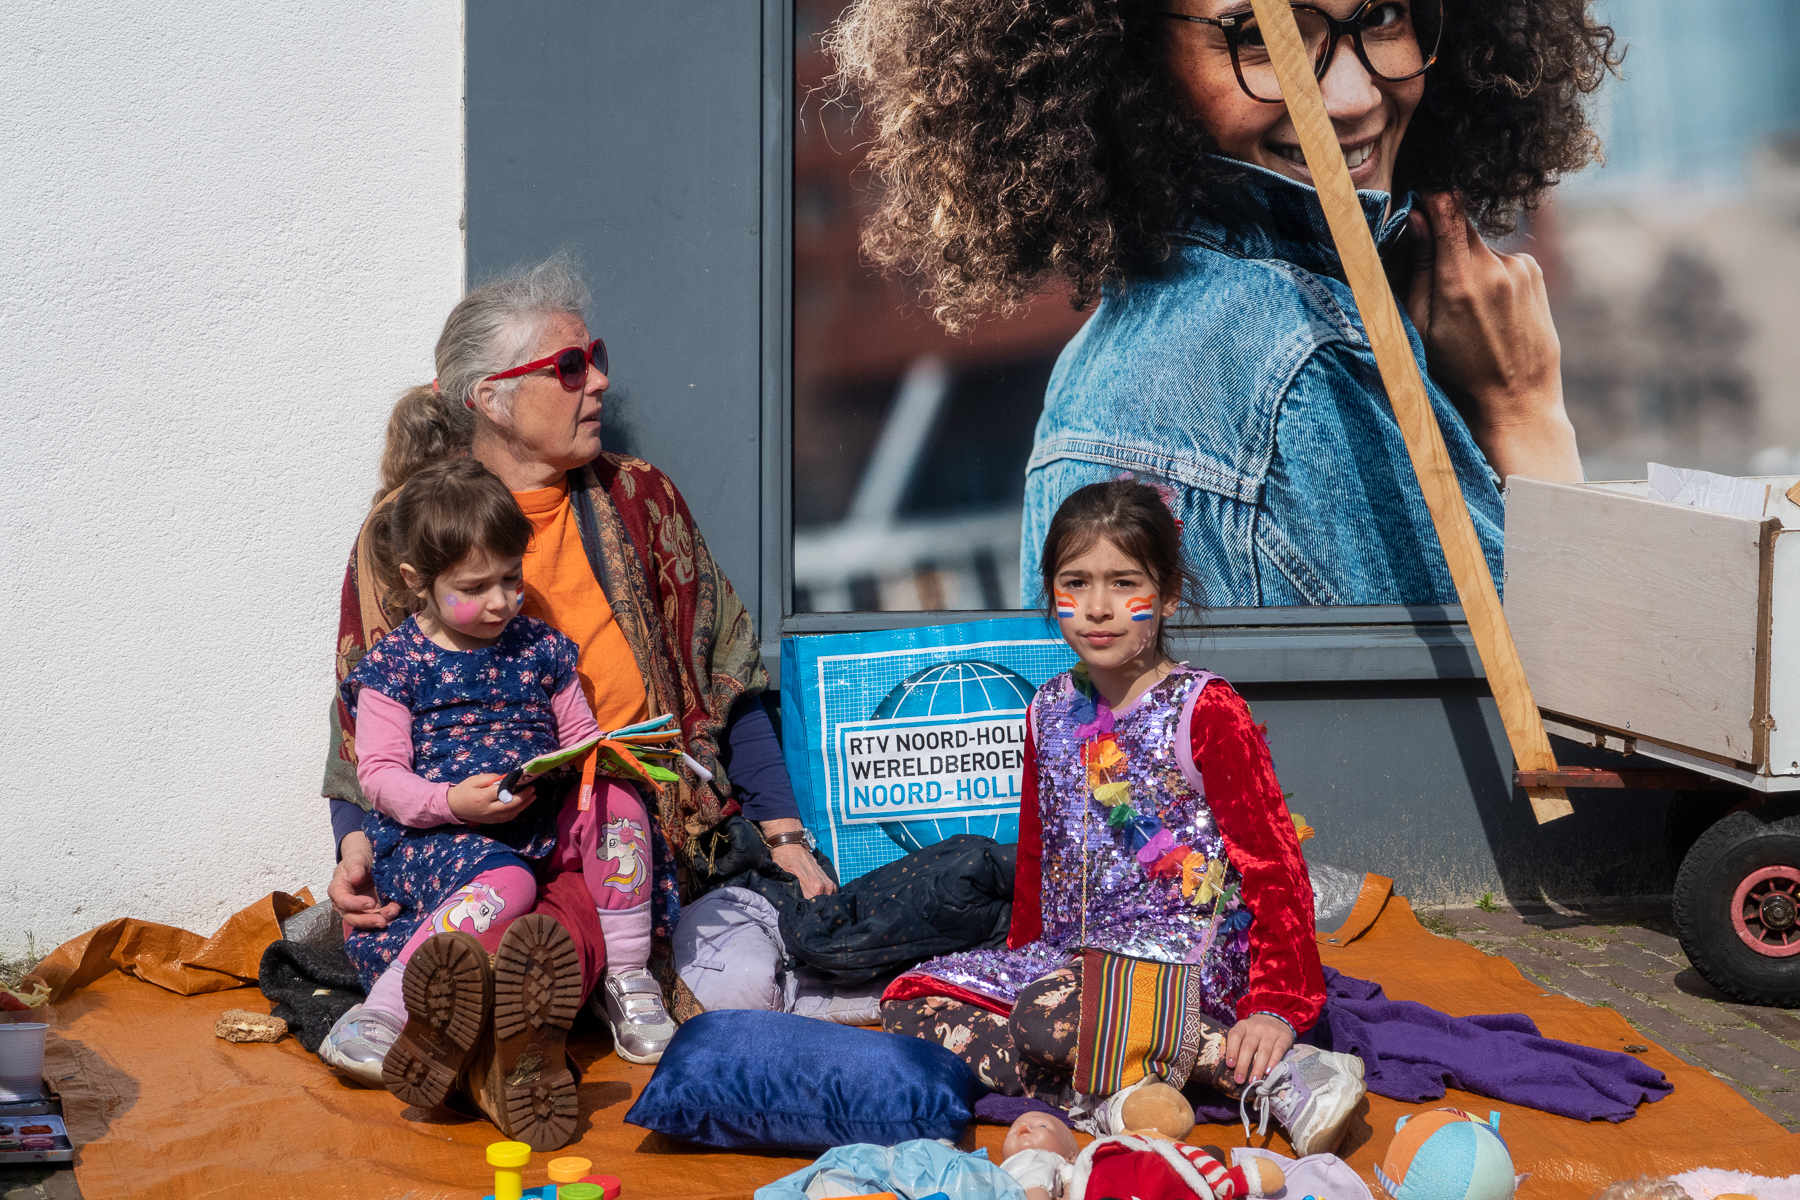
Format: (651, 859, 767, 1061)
(362, 780, 655, 1022)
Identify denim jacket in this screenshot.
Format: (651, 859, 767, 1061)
(1019, 159, 1504, 608)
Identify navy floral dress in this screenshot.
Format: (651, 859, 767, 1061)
(340, 614, 579, 987)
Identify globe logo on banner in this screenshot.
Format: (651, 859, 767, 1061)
(839, 660, 1034, 853)
(781, 615, 1076, 882)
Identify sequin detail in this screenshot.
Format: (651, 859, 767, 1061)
(914, 668, 1251, 1025)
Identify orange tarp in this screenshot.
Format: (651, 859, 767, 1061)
(19, 891, 1800, 1199)
(31, 890, 314, 1002)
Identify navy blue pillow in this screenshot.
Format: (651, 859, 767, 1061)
(624, 1010, 983, 1150)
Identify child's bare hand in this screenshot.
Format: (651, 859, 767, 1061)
(448, 773, 535, 824)
(1225, 1013, 1295, 1087)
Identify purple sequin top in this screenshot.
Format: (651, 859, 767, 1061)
(909, 667, 1252, 1025)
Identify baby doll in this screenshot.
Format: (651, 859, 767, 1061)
(1000, 1110, 1080, 1200)
(1593, 1177, 1765, 1200)
(1590, 1179, 1693, 1200)
(999, 1108, 1285, 1200)
(758, 1114, 1283, 1200)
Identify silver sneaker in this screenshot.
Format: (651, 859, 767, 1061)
(594, 969, 676, 1064)
(1240, 1044, 1366, 1157)
(318, 1003, 404, 1088)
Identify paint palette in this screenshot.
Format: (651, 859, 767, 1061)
(0, 1113, 73, 1164)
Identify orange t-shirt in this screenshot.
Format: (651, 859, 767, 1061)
(514, 480, 651, 733)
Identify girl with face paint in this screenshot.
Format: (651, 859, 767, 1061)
(320, 457, 674, 1118)
(399, 546, 528, 652)
(882, 480, 1364, 1157)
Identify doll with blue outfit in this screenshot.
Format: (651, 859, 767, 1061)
(755, 1108, 1286, 1200)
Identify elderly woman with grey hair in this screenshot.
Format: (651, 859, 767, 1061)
(316, 256, 831, 1150)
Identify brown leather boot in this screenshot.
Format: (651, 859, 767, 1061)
(382, 931, 493, 1109)
(465, 913, 582, 1151)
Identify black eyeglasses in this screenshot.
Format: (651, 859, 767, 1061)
(1159, 0, 1442, 103)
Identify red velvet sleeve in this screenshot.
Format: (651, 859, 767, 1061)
(1189, 681, 1326, 1032)
(1007, 721, 1042, 949)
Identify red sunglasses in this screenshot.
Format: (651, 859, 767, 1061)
(483, 337, 609, 391)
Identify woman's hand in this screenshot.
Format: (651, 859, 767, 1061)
(1397, 192, 1583, 485)
(759, 818, 839, 898)
(329, 830, 401, 931)
(448, 773, 535, 824)
(1224, 1013, 1295, 1087)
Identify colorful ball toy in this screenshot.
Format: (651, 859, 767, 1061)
(1375, 1108, 1519, 1200)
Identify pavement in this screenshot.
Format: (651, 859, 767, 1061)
(7, 899, 1799, 1197)
(1426, 899, 1800, 1131)
(0, 1167, 74, 1200)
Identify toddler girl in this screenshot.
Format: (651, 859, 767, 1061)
(884, 479, 1366, 1156)
(319, 458, 674, 1112)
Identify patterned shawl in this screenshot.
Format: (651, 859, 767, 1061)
(322, 452, 768, 865)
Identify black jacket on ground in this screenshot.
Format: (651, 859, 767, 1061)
(694, 818, 1015, 986)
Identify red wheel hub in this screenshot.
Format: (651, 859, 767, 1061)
(1731, 866, 1800, 958)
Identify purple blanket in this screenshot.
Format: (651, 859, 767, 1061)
(974, 968, 1672, 1127)
(1190, 967, 1672, 1124)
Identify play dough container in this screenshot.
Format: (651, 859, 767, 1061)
(0, 1024, 48, 1102)
(487, 1140, 532, 1200)
(547, 1158, 593, 1183)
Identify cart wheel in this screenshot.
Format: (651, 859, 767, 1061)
(1674, 799, 1800, 1007)
(1664, 788, 1750, 875)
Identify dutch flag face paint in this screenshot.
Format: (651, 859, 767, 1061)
(1054, 590, 1078, 620)
(1127, 596, 1156, 622)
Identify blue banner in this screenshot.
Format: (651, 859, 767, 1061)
(779, 616, 1077, 884)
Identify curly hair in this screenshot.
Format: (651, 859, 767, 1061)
(827, 0, 1621, 330)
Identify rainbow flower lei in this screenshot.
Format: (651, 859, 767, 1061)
(1071, 663, 1254, 952)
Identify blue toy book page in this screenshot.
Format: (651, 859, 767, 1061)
(779, 616, 1077, 884)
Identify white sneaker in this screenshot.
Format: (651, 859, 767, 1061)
(318, 1003, 404, 1088)
(593, 969, 677, 1065)
(1239, 1044, 1365, 1157)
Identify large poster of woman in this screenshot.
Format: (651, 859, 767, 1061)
(798, 0, 1800, 614)
(824, 0, 1612, 609)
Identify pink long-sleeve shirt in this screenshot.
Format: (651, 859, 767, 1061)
(354, 682, 603, 828)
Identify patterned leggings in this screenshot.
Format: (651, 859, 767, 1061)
(883, 969, 1085, 1107)
(882, 968, 1245, 1106)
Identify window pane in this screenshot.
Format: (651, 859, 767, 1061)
(791, 0, 1087, 614)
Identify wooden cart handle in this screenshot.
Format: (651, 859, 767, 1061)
(1246, 0, 1572, 822)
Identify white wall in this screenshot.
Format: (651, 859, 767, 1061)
(0, 3, 465, 955)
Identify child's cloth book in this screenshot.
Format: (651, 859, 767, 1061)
(499, 714, 687, 808)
